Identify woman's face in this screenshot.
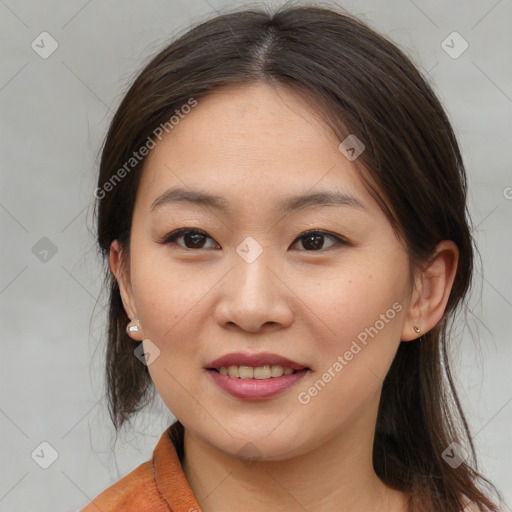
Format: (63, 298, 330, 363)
(113, 83, 414, 460)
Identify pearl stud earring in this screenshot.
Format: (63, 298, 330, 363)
(126, 319, 143, 341)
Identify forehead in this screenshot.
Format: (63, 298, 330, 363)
(135, 83, 373, 215)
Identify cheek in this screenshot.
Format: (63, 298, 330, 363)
(294, 294, 406, 435)
(305, 258, 408, 346)
(130, 248, 214, 339)
(298, 258, 408, 414)
(128, 248, 223, 402)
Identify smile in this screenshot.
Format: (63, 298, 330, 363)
(213, 365, 298, 379)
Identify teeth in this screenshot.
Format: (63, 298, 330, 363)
(228, 365, 239, 378)
(254, 366, 271, 379)
(239, 366, 254, 379)
(216, 365, 299, 379)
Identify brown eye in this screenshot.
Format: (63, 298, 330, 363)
(291, 230, 346, 251)
(159, 228, 219, 250)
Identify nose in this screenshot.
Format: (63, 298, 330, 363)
(213, 249, 294, 333)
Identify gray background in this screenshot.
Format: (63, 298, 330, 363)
(1, 0, 511, 510)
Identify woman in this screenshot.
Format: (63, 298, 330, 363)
(82, 3, 501, 511)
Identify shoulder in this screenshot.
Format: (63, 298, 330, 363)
(79, 459, 167, 512)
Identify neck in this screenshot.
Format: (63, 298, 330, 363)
(181, 406, 407, 512)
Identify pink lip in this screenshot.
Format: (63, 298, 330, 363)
(206, 368, 309, 400)
(205, 352, 308, 371)
(204, 352, 310, 400)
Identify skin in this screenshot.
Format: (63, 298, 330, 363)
(110, 83, 458, 512)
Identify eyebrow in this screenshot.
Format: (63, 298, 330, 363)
(149, 187, 366, 213)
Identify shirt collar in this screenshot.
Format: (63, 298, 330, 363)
(152, 423, 202, 512)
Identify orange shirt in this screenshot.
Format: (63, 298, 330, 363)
(79, 423, 202, 512)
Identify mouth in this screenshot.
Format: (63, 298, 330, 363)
(207, 365, 308, 379)
(205, 351, 310, 376)
(204, 352, 310, 400)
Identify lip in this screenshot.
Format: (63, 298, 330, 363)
(205, 352, 308, 371)
(204, 352, 310, 400)
(206, 368, 310, 400)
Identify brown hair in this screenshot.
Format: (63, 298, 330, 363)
(93, 2, 501, 510)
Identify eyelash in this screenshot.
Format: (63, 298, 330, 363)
(157, 228, 348, 251)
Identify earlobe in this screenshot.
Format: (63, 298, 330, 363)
(109, 240, 138, 321)
(401, 240, 459, 342)
(126, 318, 144, 341)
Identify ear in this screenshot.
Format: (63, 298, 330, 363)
(401, 240, 459, 341)
(109, 240, 138, 321)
